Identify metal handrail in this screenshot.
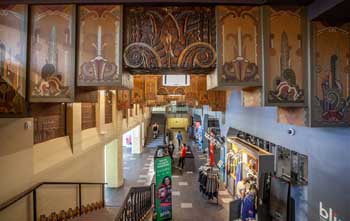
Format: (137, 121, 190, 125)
(115, 184, 155, 221)
(0, 181, 106, 220)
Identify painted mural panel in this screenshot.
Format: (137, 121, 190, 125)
(117, 89, 130, 110)
(265, 7, 305, 106)
(0, 5, 27, 115)
(311, 22, 350, 127)
(277, 107, 306, 126)
(242, 87, 262, 107)
(123, 6, 216, 74)
(132, 75, 144, 105)
(217, 6, 261, 87)
(78, 5, 122, 87)
(29, 5, 75, 102)
(144, 76, 158, 101)
(31, 103, 66, 144)
(198, 76, 208, 106)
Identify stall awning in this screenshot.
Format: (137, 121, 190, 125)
(226, 127, 239, 138)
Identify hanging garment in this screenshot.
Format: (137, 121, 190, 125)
(241, 194, 256, 220)
(236, 162, 242, 185)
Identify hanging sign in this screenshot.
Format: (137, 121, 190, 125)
(154, 155, 172, 221)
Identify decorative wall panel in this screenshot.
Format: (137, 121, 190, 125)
(242, 87, 262, 107)
(132, 75, 144, 104)
(78, 5, 123, 87)
(208, 90, 226, 112)
(105, 90, 113, 124)
(157, 76, 186, 95)
(310, 22, 350, 127)
(75, 87, 98, 103)
(264, 7, 306, 106)
(123, 6, 216, 74)
(198, 76, 209, 106)
(81, 102, 96, 130)
(216, 6, 261, 88)
(31, 103, 66, 144)
(29, 5, 75, 102)
(117, 89, 130, 110)
(144, 76, 158, 100)
(0, 5, 27, 116)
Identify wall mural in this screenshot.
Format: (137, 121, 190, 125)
(29, 5, 75, 102)
(75, 87, 98, 103)
(311, 22, 350, 126)
(31, 103, 66, 144)
(123, 6, 216, 74)
(0, 5, 27, 115)
(277, 107, 306, 126)
(217, 6, 260, 87)
(198, 75, 209, 106)
(117, 89, 130, 110)
(78, 5, 122, 87)
(265, 7, 305, 106)
(132, 75, 145, 105)
(144, 76, 158, 101)
(208, 90, 226, 112)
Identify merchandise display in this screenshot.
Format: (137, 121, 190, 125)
(198, 165, 220, 204)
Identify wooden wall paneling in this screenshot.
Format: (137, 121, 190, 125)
(0, 5, 28, 116)
(105, 90, 113, 124)
(29, 5, 75, 102)
(77, 5, 124, 88)
(216, 6, 261, 89)
(75, 87, 98, 103)
(264, 6, 307, 107)
(81, 102, 96, 130)
(198, 76, 209, 106)
(123, 6, 216, 74)
(310, 22, 350, 127)
(31, 103, 66, 144)
(132, 75, 144, 104)
(208, 90, 226, 112)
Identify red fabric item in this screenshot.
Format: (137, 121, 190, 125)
(209, 141, 215, 166)
(181, 146, 187, 158)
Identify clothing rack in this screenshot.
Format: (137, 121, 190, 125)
(198, 165, 220, 205)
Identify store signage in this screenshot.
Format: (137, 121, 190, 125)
(155, 156, 172, 221)
(205, 132, 223, 148)
(320, 202, 343, 221)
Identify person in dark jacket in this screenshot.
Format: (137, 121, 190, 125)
(241, 184, 257, 221)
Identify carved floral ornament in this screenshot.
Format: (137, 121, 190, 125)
(123, 6, 217, 73)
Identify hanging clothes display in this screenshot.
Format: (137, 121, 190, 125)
(198, 166, 220, 203)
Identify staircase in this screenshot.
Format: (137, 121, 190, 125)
(72, 207, 118, 221)
(145, 113, 166, 148)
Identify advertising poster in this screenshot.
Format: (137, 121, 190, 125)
(155, 156, 172, 221)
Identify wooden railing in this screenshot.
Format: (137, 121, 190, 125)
(0, 181, 106, 221)
(115, 184, 155, 221)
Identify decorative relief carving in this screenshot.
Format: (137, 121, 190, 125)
(132, 75, 145, 104)
(117, 89, 130, 110)
(0, 4, 27, 115)
(311, 22, 350, 126)
(123, 6, 216, 74)
(208, 90, 226, 112)
(31, 103, 66, 144)
(78, 5, 122, 87)
(217, 6, 260, 86)
(29, 5, 75, 102)
(266, 7, 305, 105)
(81, 102, 96, 130)
(144, 76, 158, 100)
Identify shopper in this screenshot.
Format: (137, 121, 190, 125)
(236, 177, 249, 199)
(241, 184, 257, 221)
(176, 131, 183, 148)
(177, 143, 187, 170)
(152, 123, 159, 138)
(168, 141, 175, 162)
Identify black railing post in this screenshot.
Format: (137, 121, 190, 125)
(102, 183, 105, 207)
(33, 189, 37, 221)
(78, 184, 82, 215)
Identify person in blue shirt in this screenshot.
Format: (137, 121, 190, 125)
(241, 184, 257, 221)
(176, 131, 183, 149)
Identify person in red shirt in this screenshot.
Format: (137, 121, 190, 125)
(177, 143, 187, 169)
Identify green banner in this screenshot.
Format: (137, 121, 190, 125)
(155, 155, 172, 221)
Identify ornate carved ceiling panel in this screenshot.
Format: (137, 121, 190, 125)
(264, 6, 307, 106)
(310, 22, 350, 127)
(123, 6, 216, 74)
